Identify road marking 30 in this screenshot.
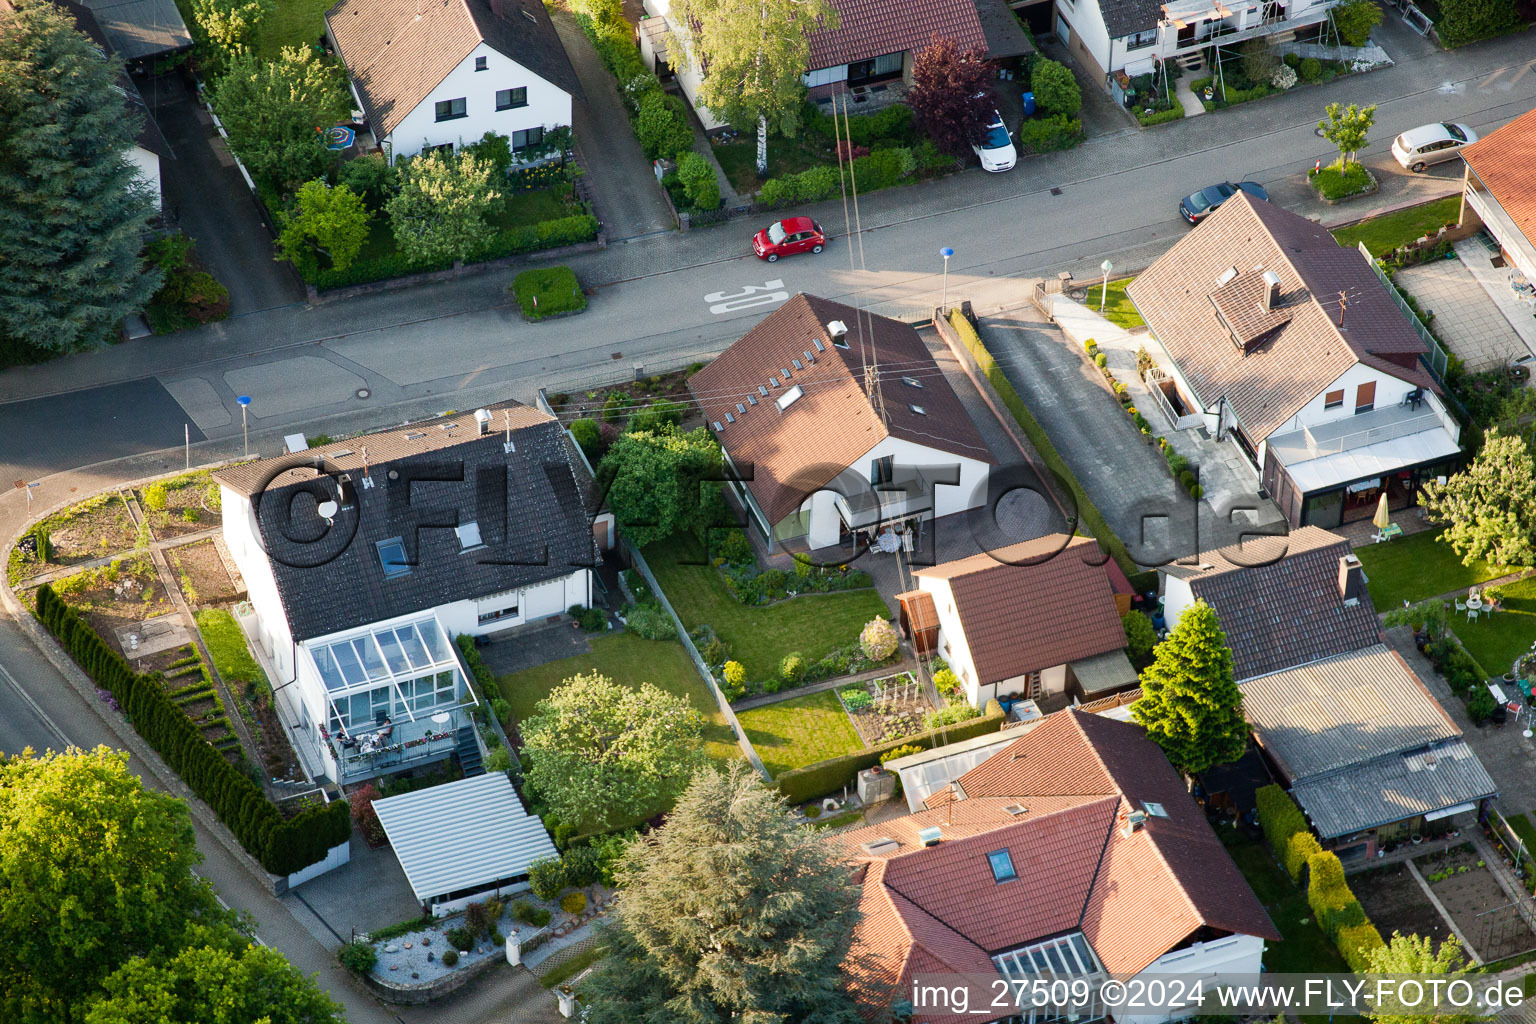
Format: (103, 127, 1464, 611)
(707, 280, 788, 315)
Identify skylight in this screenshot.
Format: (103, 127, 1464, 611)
(1216, 266, 1239, 287)
(725, 412, 735, 423)
(758, 385, 769, 397)
(780, 368, 792, 379)
(987, 849, 1017, 883)
(910, 404, 927, 415)
(736, 403, 746, 414)
(456, 522, 483, 550)
(376, 537, 410, 577)
(712, 421, 722, 431)
(747, 394, 758, 405)
(768, 376, 779, 387)
(903, 376, 923, 388)
(1143, 800, 1168, 818)
(792, 358, 803, 370)
(776, 385, 804, 411)
(813, 338, 825, 352)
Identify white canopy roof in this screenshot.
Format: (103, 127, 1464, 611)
(372, 773, 556, 902)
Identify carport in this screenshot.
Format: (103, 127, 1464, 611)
(372, 773, 557, 915)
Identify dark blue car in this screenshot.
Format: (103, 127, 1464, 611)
(1179, 181, 1269, 225)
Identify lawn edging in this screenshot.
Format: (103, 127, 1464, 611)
(936, 308, 1139, 577)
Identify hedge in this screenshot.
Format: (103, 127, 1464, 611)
(1306, 849, 1385, 970)
(944, 310, 1137, 577)
(1336, 920, 1387, 972)
(1256, 783, 1312, 879)
(34, 584, 350, 875)
(776, 700, 1004, 804)
(803, 101, 915, 146)
(758, 149, 914, 207)
(1135, 99, 1184, 127)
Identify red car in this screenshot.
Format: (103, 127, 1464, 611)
(752, 216, 827, 262)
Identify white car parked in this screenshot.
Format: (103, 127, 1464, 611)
(1391, 122, 1479, 172)
(972, 109, 1016, 173)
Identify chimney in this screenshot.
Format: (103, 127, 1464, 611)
(1261, 269, 1281, 311)
(827, 320, 848, 340)
(1339, 553, 1366, 606)
(1121, 809, 1147, 838)
(474, 408, 492, 436)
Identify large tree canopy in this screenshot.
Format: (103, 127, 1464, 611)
(209, 46, 350, 192)
(1365, 933, 1480, 1024)
(1131, 600, 1247, 775)
(84, 943, 346, 1024)
(906, 37, 994, 158)
(521, 672, 704, 831)
(384, 149, 501, 266)
(1420, 428, 1536, 568)
(597, 425, 724, 548)
(582, 762, 864, 1024)
(0, 0, 160, 355)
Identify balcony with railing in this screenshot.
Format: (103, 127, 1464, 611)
(834, 466, 935, 530)
(1161, 0, 1330, 53)
(1265, 395, 1462, 492)
(321, 703, 474, 783)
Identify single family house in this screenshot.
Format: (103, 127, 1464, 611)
(834, 709, 1279, 1024)
(325, 0, 581, 162)
(79, 0, 190, 61)
(213, 402, 599, 786)
(1128, 193, 1462, 529)
(688, 293, 996, 553)
(1460, 105, 1536, 286)
(901, 534, 1136, 707)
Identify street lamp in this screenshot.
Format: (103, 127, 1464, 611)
(939, 247, 954, 314)
(237, 395, 251, 458)
(1099, 259, 1114, 313)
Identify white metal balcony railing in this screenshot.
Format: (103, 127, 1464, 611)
(835, 467, 934, 528)
(325, 701, 473, 780)
(1162, 6, 1324, 52)
(1281, 408, 1447, 461)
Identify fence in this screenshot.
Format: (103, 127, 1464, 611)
(621, 538, 769, 780)
(1358, 241, 1450, 382)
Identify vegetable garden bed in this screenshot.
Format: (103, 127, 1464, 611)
(835, 672, 932, 745)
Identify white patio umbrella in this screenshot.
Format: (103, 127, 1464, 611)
(1373, 492, 1391, 531)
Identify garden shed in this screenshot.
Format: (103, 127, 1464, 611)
(372, 772, 557, 915)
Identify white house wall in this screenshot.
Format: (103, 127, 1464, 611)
(384, 42, 572, 161)
(1054, 0, 1113, 78)
(1159, 573, 1197, 639)
(127, 145, 162, 211)
(1255, 361, 1421, 468)
(220, 487, 298, 687)
(639, 0, 728, 129)
(1117, 933, 1267, 1024)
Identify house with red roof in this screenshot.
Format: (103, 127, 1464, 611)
(833, 709, 1278, 1024)
(1460, 106, 1536, 288)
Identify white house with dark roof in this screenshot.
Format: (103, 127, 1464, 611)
(324, 0, 580, 162)
(687, 294, 995, 553)
(213, 402, 598, 785)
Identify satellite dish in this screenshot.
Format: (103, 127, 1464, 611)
(317, 500, 339, 524)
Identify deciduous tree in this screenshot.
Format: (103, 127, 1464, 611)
(0, 0, 160, 355)
(0, 747, 241, 1023)
(188, 0, 270, 73)
(581, 762, 863, 1024)
(1031, 58, 1082, 117)
(1434, 0, 1523, 48)
(1364, 933, 1481, 1024)
(275, 179, 370, 275)
(1132, 600, 1247, 775)
(84, 943, 346, 1024)
(906, 37, 995, 158)
(1331, 0, 1383, 46)
(385, 149, 502, 265)
(1419, 428, 1536, 567)
(596, 425, 724, 547)
(209, 46, 350, 192)
(668, 0, 839, 175)
(1318, 101, 1377, 167)
(521, 673, 705, 830)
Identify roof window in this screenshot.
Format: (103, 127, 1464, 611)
(781, 367, 792, 379)
(758, 385, 769, 397)
(987, 849, 1017, 883)
(376, 537, 411, 577)
(725, 412, 735, 423)
(776, 385, 804, 411)
(456, 522, 484, 550)
(792, 358, 803, 370)
(1143, 800, 1168, 818)
(803, 350, 815, 362)
(747, 394, 758, 405)
(910, 404, 926, 415)
(768, 376, 779, 387)
(1216, 266, 1239, 287)
(903, 376, 923, 388)
(813, 338, 826, 352)
(736, 403, 746, 414)
(711, 421, 722, 431)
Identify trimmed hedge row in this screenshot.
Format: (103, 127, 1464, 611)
(802, 102, 916, 147)
(944, 310, 1138, 577)
(1256, 783, 1316, 881)
(758, 148, 915, 207)
(34, 585, 350, 875)
(1307, 850, 1386, 971)
(776, 700, 1005, 804)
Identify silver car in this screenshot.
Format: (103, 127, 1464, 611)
(1391, 122, 1479, 172)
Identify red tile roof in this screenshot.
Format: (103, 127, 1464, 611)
(807, 0, 988, 71)
(837, 711, 1278, 1019)
(913, 535, 1127, 683)
(1462, 107, 1536, 250)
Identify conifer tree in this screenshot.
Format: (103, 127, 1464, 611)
(1132, 600, 1247, 774)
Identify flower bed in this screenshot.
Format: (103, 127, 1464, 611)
(8, 492, 140, 584)
(1309, 161, 1377, 202)
(510, 266, 586, 321)
(835, 672, 933, 745)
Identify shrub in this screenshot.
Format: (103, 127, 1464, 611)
(676, 151, 721, 211)
(1283, 52, 1301, 68)
(1032, 59, 1081, 117)
(1122, 610, 1157, 667)
(1298, 57, 1322, 82)
(561, 891, 588, 915)
(446, 926, 474, 951)
(465, 900, 491, 937)
(528, 855, 566, 900)
(1167, 452, 1189, 475)
(780, 653, 805, 684)
(491, 930, 506, 945)
(880, 743, 924, 764)
(562, 844, 603, 886)
(578, 607, 607, 632)
(694, 626, 731, 666)
(1256, 784, 1312, 880)
(602, 391, 633, 423)
(626, 398, 685, 434)
(1016, 115, 1083, 153)
(625, 601, 676, 640)
(1336, 920, 1387, 971)
(1288, 830, 1323, 881)
(441, 949, 460, 967)
(712, 528, 755, 567)
(1094, 352, 1107, 368)
(634, 90, 694, 160)
(722, 660, 746, 696)
(1436, 0, 1523, 47)
(1271, 63, 1298, 90)
(860, 618, 899, 662)
(1467, 686, 1498, 724)
(933, 667, 962, 699)
(1136, 101, 1185, 127)
(1310, 161, 1374, 201)
(485, 746, 513, 774)
(338, 941, 376, 973)
(925, 703, 982, 729)
(759, 568, 789, 598)
(142, 482, 168, 511)
(351, 782, 387, 847)
(570, 418, 601, 460)
(512, 899, 552, 927)
(511, 266, 585, 320)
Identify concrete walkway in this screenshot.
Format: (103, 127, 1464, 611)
(1396, 242, 1530, 370)
(1173, 70, 1207, 118)
(1454, 235, 1536, 359)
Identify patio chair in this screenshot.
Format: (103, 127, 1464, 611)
(1455, 599, 1467, 614)
(1467, 608, 1479, 623)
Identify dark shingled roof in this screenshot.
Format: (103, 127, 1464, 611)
(52, 0, 174, 159)
(1098, 0, 1161, 37)
(1161, 526, 1382, 681)
(213, 403, 596, 642)
(80, 0, 190, 60)
(973, 0, 1035, 59)
(325, 0, 581, 141)
(687, 294, 996, 526)
(1127, 193, 1436, 443)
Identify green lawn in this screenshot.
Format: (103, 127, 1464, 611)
(1453, 574, 1536, 678)
(1353, 529, 1508, 608)
(643, 534, 890, 681)
(195, 608, 268, 690)
(253, 0, 335, 58)
(1089, 278, 1145, 330)
(496, 632, 741, 764)
(1331, 196, 1463, 257)
(735, 690, 864, 777)
(488, 188, 574, 230)
(711, 137, 829, 195)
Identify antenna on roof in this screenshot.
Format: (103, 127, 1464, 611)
(1337, 290, 1348, 329)
(360, 446, 369, 476)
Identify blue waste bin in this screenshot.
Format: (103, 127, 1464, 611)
(1021, 91, 1036, 117)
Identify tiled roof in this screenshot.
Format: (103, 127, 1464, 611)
(687, 294, 995, 525)
(806, 0, 988, 70)
(837, 711, 1277, 1016)
(1161, 526, 1381, 680)
(1100, 0, 1161, 36)
(1462, 107, 1536, 250)
(1126, 193, 1436, 442)
(913, 535, 1126, 683)
(212, 402, 596, 642)
(325, 0, 580, 141)
(1238, 644, 1462, 779)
